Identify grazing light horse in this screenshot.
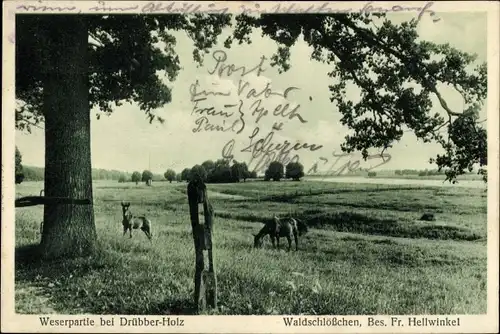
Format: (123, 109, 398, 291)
(253, 216, 308, 252)
(120, 201, 153, 241)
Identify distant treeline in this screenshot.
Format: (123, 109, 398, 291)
(19, 165, 471, 184)
(394, 169, 445, 176)
(22, 166, 44, 181)
(20, 166, 164, 182)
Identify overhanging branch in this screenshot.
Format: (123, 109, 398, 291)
(334, 16, 469, 120)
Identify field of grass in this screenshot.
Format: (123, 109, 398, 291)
(14, 179, 487, 315)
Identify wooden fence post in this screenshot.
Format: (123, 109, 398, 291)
(187, 179, 217, 312)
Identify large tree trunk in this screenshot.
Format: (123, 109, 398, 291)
(40, 16, 96, 259)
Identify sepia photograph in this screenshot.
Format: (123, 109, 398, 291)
(2, 1, 499, 333)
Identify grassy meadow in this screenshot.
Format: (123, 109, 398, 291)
(14, 179, 487, 315)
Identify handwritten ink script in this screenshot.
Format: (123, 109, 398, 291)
(14, 1, 441, 22)
(307, 151, 392, 177)
(189, 50, 392, 176)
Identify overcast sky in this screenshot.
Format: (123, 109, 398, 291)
(15, 12, 487, 175)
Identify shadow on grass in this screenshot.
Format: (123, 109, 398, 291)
(302, 199, 447, 214)
(15, 244, 200, 315)
(216, 211, 482, 241)
(225, 188, 470, 215)
(233, 194, 449, 214)
(16, 244, 42, 266)
(16, 244, 109, 283)
(232, 186, 427, 204)
(302, 211, 482, 241)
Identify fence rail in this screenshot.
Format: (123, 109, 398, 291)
(15, 196, 91, 208)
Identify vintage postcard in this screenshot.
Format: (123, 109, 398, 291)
(2, 1, 499, 333)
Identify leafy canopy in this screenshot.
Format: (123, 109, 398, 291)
(16, 13, 487, 183)
(286, 162, 305, 180)
(15, 146, 25, 184)
(141, 170, 153, 182)
(131, 171, 141, 183)
(225, 14, 487, 183)
(266, 161, 285, 181)
(190, 164, 207, 182)
(16, 14, 232, 131)
(180, 168, 191, 181)
(164, 169, 176, 182)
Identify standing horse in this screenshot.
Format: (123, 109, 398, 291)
(253, 216, 308, 252)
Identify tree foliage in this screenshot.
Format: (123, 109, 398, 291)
(190, 164, 207, 182)
(164, 169, 176, 183)
(141, 170, 153, 183)
(286, 162, 305, 181)
(16, 14, 232, 131)
(131, 171, 141, 184)
(175, 173, 182, 182)
(224, 13, 487, 183)
(265, 161, 284, 181)
(207, 159, 231, 183)
(17, 166, 134, 182)
(180, 168, 191, 182)
(231, 161, 251, 182)
(15, 146, 25, 184)
(201, 160, 216, 176)
(22, 166, 44, 181)
(189, 159, 253, 183)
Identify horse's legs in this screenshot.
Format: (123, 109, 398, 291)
(142, 226, 152, 241)
(270, 235, 276, 248)
(294, 231, 299, 251)
(276, 235, 280, 250)
(123, 226, 128, 237)
(129, 228, 133, 238)
(286, 235, 292, 252)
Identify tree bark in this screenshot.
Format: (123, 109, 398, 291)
(40, 16, 96, 260)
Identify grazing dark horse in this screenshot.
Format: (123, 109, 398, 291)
(121, 201, 153, 241)
(253, 216, 308, 252)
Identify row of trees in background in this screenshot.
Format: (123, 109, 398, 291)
(177, 159, 306, 183)
(180, 159, 257, 183)
(264, 161, 305, 181)
(120, 170, 159, 185)
(15, 146, 163, 185)
(93, 169, 131, 181)
(13, 144, 471, 186)
(124, 164, 457, 184)
(395, 169, 446, 176)
(120, 169, 178, 185)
